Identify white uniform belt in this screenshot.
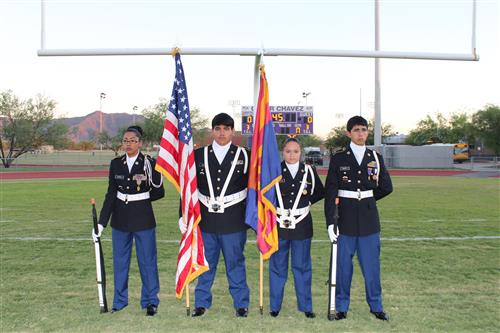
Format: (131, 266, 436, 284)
(338, 189, 373, 200)
(276, 206, 310, 217)
(198, 189, 247, 208)
(117, 191, 150, 202)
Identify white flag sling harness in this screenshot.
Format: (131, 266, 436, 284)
(198, 146, 248, 213)
(275, 164, 315, 229)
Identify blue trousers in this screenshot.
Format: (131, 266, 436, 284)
(111, 227, 159, 309)
(336, 232, 383, 312)
(269, 237, 313, 313)
(194, 231, 249, 309)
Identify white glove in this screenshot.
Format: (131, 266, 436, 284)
(328, 225, 338, 243)
(178, 217, 187, 234)
(92, 224, 104, 242)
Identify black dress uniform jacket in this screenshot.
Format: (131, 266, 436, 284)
(194, 144, 250, 235)
(277, 162, 325, 240)
(324, 147, 392, 236)
(99, 152, 165, 232)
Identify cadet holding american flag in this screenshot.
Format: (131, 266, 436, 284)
(185, 112, 251, 318)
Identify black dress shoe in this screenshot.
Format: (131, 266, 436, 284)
(334, 311, 347, 320)
(110, 306, 126, 313)
(146, 304, 157, 316)
(191, 307, 206, 317)
(236, 308, 248, 317)
(304, 311, 316, 318)
(371, 311, 389, 321)
(269, 311, 279, 317)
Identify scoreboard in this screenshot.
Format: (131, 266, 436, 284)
(241, 105, 314, 135)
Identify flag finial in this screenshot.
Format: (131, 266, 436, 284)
(171, 47, 180, 57)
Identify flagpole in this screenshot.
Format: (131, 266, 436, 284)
(259, 253, 264, 315)
(186, 282, 190, 316)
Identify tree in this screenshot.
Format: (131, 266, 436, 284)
(141, 99, 209, 146)
(97, 129, 125, 156)
(0, 90, 66, 168)
(472, 104, 500, 154)
(325, 119, 394, 151)
(275, 134, 323, 150)
(325, 126, 351, 151)
(406, 112, 477, 146)
(367, 120, 396, 145)
(45, 123, 71, 149)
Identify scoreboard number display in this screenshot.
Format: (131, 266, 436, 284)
(241, 105, 314, 135)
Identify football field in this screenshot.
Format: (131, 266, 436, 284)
(1, 176, 499, 332)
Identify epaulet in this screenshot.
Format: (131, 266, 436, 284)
(115, 154, 126, 161)
(331, 147, 346, 156)
(145, 154, 155, 161)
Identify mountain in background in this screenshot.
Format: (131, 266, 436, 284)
(56, 111, 145, 142)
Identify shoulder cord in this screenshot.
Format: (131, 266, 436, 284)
(371, 149, 380, 187)
(144, 157, 163, 188)
(305, 164, 315, 195)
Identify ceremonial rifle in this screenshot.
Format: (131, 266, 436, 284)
(327, 197, 339, 321)
(91, 198, 108, 313)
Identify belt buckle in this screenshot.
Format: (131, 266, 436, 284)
(357, 189, 361, 201)
(125, 194, 128, 205)
(208, 198, 224, 213)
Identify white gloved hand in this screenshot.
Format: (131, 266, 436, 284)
(328, 225, 338, 243)
(92, 224, 104, 242)
(178, 217, 187, 234)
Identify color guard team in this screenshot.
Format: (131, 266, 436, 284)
(92, 114, 393, 321)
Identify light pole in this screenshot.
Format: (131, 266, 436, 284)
(99, 92, 106, 150)
(227, 99, 240, 130)
(132, 105, 138, 124)
(302, 92, 311, 106)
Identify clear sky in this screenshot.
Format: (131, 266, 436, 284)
(1, 0, 499, 137)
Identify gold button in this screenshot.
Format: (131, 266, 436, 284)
(357, 180, 361, 183)
(217, 178, 221, 181)
(217, 187, 221, 190)
(127, 178, 130, 181)
(218, 169, 221, 173)
(291, 192, 294, 195)
(291, 184, 295, 187)
(358, 171, 361, 174)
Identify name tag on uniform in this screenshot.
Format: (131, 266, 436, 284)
(339, 166, 350, 171)
(115, 175, 125, 180)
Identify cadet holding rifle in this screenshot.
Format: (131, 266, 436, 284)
(92, 126, 164, 316)
(324, 116, 393, 321)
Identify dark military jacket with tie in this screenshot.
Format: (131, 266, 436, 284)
(99, 152, 165, 232)
(194, 144, 250, 234)
(324, 146, 392, 236)
(277, 161, 325, 240)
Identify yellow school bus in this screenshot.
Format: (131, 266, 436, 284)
(453, 143, 470, 163)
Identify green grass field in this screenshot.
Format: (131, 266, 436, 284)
(1, 176, 499, 332)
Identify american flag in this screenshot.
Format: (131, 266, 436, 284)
(155, 52, 209, 299)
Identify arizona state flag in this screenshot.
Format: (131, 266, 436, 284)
(244, 65, 282, 260)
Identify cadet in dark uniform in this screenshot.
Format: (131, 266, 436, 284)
(269, 138, 324, 318)
(92, 126, 164, 316)
(180, 113, 250, 318)
(324, 116, 392, 321)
